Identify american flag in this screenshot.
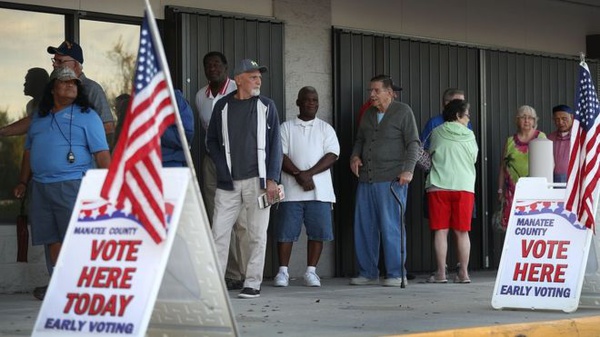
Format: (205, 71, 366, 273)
(565, 62, 600, 230)
(100, 12, 176, 243)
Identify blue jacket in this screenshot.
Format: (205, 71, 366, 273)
(161, 89, 195, 166)
(420, 114, 472, 150)
(206, 91, 283, 190)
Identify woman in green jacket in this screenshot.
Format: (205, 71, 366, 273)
(426, 99, 478, 284)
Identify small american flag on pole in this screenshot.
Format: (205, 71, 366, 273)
(565, 61, 600, 230)
(100, 11, 176, 243)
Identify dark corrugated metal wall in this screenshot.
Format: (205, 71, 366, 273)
(332, 29, 481, 276)
(161, 9, 598, 276)
(333, 28, 598, 276)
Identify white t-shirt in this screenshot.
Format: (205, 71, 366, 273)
(280, 117, 340, 202)
(195, 77, 237, 131)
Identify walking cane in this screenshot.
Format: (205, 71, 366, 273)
(390, 178, 406, 288)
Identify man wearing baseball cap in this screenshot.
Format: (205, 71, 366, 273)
(548, 104, 574, 183)
(207, 58, 282, 299)
(0, 40, 115, 149)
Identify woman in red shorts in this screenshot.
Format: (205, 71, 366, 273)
(425, 99, 478, 284)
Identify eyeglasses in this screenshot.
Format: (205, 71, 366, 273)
(51, 58, 76, 65)
(517, 116, 535, 121)
(367, 88, 391, 95)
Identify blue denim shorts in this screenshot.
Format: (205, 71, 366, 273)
(275, 201, 334, 242)
(29, 179, 81, 245)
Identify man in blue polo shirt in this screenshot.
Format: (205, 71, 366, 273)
(420, 88, 467, 149)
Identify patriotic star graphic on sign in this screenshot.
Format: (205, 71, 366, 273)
(514, 201, 584, 230)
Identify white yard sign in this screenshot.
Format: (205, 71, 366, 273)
(32, 168, 237, 336)
(492, 178, 593, 313)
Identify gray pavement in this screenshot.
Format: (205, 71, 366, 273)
(2, 270, 600, 336)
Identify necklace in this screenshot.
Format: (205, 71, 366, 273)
(51, 105, 75, 164)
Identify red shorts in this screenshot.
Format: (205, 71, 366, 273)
(427, 190, 474, 231)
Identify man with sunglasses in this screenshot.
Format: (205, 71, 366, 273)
(0, 40, 115, 148)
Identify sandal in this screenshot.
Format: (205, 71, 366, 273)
(453, 274, 471, 284)
(426, 274, 448, 283)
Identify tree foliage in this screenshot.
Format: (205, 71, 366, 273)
(102, 35, 136, 118)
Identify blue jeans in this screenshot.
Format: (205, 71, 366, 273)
(29, 179, 81, 246)
(354, 181, 407, 279)
(554, 173, 567, 184)
(276, 201, 334, 242)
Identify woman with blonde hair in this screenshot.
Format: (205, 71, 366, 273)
(497, 105, 546, 230)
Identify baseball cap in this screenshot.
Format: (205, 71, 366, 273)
(49, 67, 81, 83)
(233, 59, 268, 76)
(552, 104, 573, 114)
(47, 40, 84, 64)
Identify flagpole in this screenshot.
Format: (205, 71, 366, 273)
(142, 0, 203, 198)
(138, 5, 241, 334)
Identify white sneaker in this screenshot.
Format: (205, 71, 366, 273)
(303, 271, 321, 287)
(349, 276, 379, 285)
(383, 277, 408, 287)
(274, 272, 289, 287)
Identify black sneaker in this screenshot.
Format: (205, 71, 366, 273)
(225, 278, 244, 290)
(33, 285, 48, 301)
(238, 287, 260, 299)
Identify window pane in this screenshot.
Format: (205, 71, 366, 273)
(80, 19, 139, 119)
(0, 8, 62, 121)
(0, 8, 63, 221)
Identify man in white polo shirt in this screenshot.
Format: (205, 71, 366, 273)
(273, 86, 339, 287)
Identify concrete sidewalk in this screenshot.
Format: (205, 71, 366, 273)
(2, 270, 600, 336)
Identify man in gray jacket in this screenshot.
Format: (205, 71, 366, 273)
(0, 41, 115, 147)
(349, 74, 420, 287)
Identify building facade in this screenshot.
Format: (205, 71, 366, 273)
(1, 0, 600, 292)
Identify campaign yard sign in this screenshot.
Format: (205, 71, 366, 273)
(492, 177, 593, 313)
(32, 168, 237, 336)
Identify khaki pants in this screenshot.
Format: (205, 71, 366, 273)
(203, 157, 247, 280)
(212, 177, 270, 290)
